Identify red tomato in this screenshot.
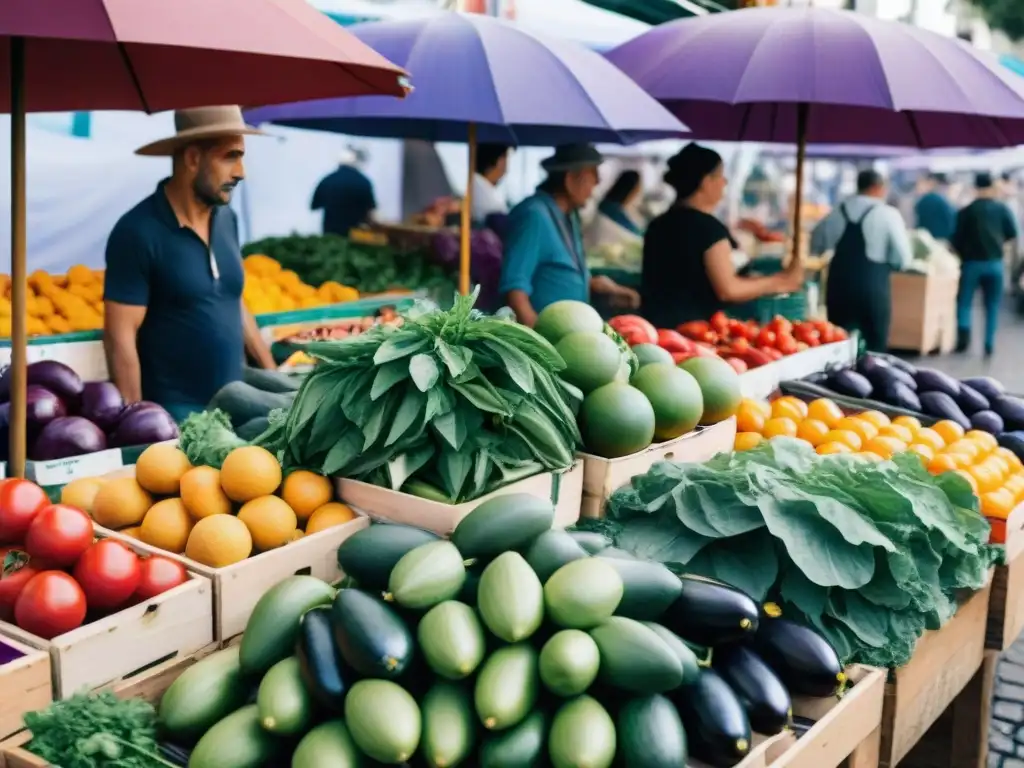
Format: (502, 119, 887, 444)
(608, 315, 657, 345)
(769, 315, 793, 335)
(135, 557, 188, 601)
(656, 329, 692, 354)
(0, 547, 42, 622)
(25, 505, 93, 567)
(756, 329, 777, 348)
(0, 479, 49, 545)
(14, 571, 87, 639)
(730, 337, 751, 353)
(73, 540, 141, 611)
(776, 334, 799, 356)
(709, 311, 729, 333)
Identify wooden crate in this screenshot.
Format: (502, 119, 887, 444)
(691, 732, 793, 768)
(987, 500, 1024, 650)
(579, 418, 737, 520)
(879, 578, 992, 768)
(337, 462, 583, 536)
(887, 271, 959, 355)
(103, 516, 369, 644)
(0, 639, 50, 743)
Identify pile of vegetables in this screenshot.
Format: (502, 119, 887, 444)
(596, 438, 995, 668)
(0, 361, 178, 462)
(145, 493, 845, 768)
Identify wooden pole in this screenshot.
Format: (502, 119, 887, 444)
(459, 122, 478, 296)
(791, 102, 809, 267)
(9, 38, 27, 478)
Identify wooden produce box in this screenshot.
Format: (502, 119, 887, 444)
(739, 340, 858, 401)
(765, 665, 886, 768)
(691, 732, 792, 768)
(0, 534, 213, 700)
(103, 516, 369, 645)
(879, 577, 992, 768)
(337, 462, 583, 537)
(987, 500, 1024, 650)
(0, 639, 50, 743)
(887, 271, 958, 356)
(579, 418, 737, 520)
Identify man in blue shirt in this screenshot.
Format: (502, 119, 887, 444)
(104, 106, 275, 422)
(914, 173, 957, 242)
(311, 148, 377, 236)
(499, 144, 639, 327)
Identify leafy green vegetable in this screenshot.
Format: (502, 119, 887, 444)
(598, 437, 995, 668)
(178, 409, 246, 469)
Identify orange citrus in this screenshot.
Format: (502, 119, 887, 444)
(1004, 473, 1024, 501)
(995, 447, 1024, 472)
(835, 417, 879, 444)
(863, 436, 907, 460)
(892, 415, 922, 433)
(981, 488, 1015, 520)
(965, 430, 998, 451)
(763, 417, 799, 439)
(857, 410, 891, 429)
(878, 424, 914, 444)
(817, 442, 853, 455)
(821, 429, 863, 451)
(928, 453, 961, 474)
(982, 453, 1011, 479)
(771, 396, 809, 421)
(912, 428, 946, 452)
(908, 443, 935, 464)
(807, 398, 844, 428)
(796, 419, 831, 447)
(735, 432, 764, 451)
(967, 463, 1001, 494)
(736, 402, 767, 434)
(944, 439, 983, 462)
(932, 420, 966, 445)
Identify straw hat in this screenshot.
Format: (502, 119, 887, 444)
(135, 106, 265, 157)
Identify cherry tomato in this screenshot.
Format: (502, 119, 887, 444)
(73, 540, 141, 611)
(25, 505, 93, 567)
(756, 329, 777, 348)
(710, 311, 729, 333)
(776, 334, 799, 356)
(135, 557, 188, 600)
(0, 479, 49, 544)
(0, 547, 42, 622)
(14, 571, 87, 639)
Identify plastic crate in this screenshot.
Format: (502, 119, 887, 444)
(729, 256, 809, 323)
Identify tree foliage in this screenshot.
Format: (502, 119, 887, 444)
(969, 0, 1024, 41)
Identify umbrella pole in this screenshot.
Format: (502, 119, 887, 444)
(9, 38, 27, 479)
(460, 123, 477, 296)
(791, 102, 809, 267)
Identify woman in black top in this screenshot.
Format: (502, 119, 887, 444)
(641, 144, 804, 328)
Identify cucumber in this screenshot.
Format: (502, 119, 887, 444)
(417, 600, 486, 680)
(567, 530, 611, 554)
(403, 479, 453, 503)
(714, 644, 792, 735)
(544, 558, 623, 629)
(331, 588, 414, 679)
(239, 575, 335, 675)
(524, 530, 587, 583)
(672, 668, 751, 768)
(296, 606, 348, 710)
(158, 646, 249, 742)
(386, 540, 466, 609)
(336, 523, 440, 590)
(345, 679, 422, 763)
(451, 493, 555, 559)
(548, 695, 616, 768)
(421, 682, 476, 768)
(662, 575, 759, 647)
(598, 558, 681, 621)
(257, 656, 312, 735)
(643, 622, 701, 685)
(474, 643, 539, 731)
(539, 629, 600, 697)
(588, 617, 683, 693)
(477, 552, 544, 642)
(187, 705, 282, 768)
(596, 546, 636, 560)
(291, 721, 362, 768)
(750, 615, 844, 697)
(617, 694, 688, 767)
(480, 710, 546, 768)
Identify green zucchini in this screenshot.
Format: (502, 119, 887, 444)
(474, 644, 539, 731)
(421, 682, 476, 767)
(158, 646, 249, 742)
(597, 557, 681, 621)
(345, 679, 422, 763)
(567, 530, 611, 554)
(643, 622, 701, 685)
(539, 629, 600, 697)
(544, 558, 623, 629)
(548, 695, 616, 768)
(291, 721, 362, 768)
(588, 617, 683, 693)
(477, 552, 544, 642)
(480, 710, 547, 768)
(336, 523, 440, 590)
(451, 493, 555, 559)
(417, 600, 486, 680)
(187, 705, 282, 768)
(296, 606, 348, 710)
(662, 574, 760, 647)
(239, 575, 335, 675)
(617, 694, 688, 767)
(524, 529, 588, 583)
(386, 540, 466, 609)
(256, 656, 312, 735)
(331, 588, 414, 679)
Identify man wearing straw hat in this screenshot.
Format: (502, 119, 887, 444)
(103, 106, 276, 422)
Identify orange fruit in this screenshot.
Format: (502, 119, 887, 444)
(878, 424, 914, 444)
(822, 429, 863, 451)
(796, 419, 830, 447)
(807, 398, 844, 428)
(928, 453, 961, 474)
(763, 418, 799, 439)
(735, 432, 765, 451)
(967, 464, 1000, 494)
(965, 430, 998, 451)
(944, 440, 983, 463)
(817, 442, 853, 455)
(220, 446, 283, 502)
(981, 488, 1015, 520)
(913, 428, 946, 452)
(995, 447, 1024, 472)
(281, 470, 334, 522)
(932, 420, 966, 445)
(953, 469, 979, 495)
(771, 397, 809, 421)
(982, 454, 1011, 479)
(1004, 473, 1024, 501)
(305, 503, 358, 535)
(908, 443, 935, 464)
(892, 415, 922, 433)
(863, 436, 907, 460)
(857, 410, 891, 429)
(736, 402, 767, 434)
(835, 417, 879, 444)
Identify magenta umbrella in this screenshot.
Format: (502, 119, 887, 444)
(0, 0, 408, 476)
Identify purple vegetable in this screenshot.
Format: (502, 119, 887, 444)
(31, 416, 107, 460)
(80, 382, 125, 432)
(110, 406, 179, 447)
(114, 401, 163, 427)
(26, 385, 67, 429)
(970, 410, 1004, 435)
(0, 360, 84, 407)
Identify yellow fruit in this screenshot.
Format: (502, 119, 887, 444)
(821, 429, 863, 452)
(932, 420, 965, 445)
(878, 424, 913, 444)
(120, 526, 142, 539)
(965, 430, 998, 451)
(762, 418, 798, 439)
(92, 477, 154, 529)
(141, 498, 194, 554)
(186, 515, 253, 568)
(220, 446, 282, 502)
(913, 428, 946, 452)
(281, 470, 334, 521)
(771, 397, 808, 422)
(305, 503, 358, 535)
(60, 477, 105, 515)
(996, 447, 1024, 472)
(908, 443, 935, 464)
(180, 466, 233, 519)
(806, 398, 844, 428)
(982, 488, 1015, 520)
(944, 440, 982, 462)
(796, 419, 830, 447)
(856, 451, 884, 462)
(816, 442, 852, 455)
(863, 436, 907, 460)
(135, 443, 192, 495)
(734, 432, 764, 451)
(736, 401, 766, 434)
(892, 416, 922, 433)
(857, 410, 891, 429)
(836, 417, 878, 444)
(238, 496, 298, 551)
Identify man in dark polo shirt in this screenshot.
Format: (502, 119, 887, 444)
(104, 106, 275, 422)
(311, 147, 376, 236)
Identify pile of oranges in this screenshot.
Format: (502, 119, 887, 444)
(735, 396, 1024, 527)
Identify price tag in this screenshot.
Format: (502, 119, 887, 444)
(28, 448, 124, 487)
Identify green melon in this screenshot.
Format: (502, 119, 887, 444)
(556, 332, 624, 394)
(579, 383, 656, 458)
(534, 301, 604, 344)
(631, 363, 704, 441)
(678, 356, 742, 424)
(632, 344, 674, 370)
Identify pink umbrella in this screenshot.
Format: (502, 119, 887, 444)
(0, 0, 408, 476)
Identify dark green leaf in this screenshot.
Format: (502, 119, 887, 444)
(371, 360, 410, 400)
(432, 408, 467, 451)
(386, 441, 435, 491)
(481, 339, 535, 394)
(321, 429, 364, 476)
(435, 338, 472, 378)
(438, 449, 474, 500)
(386, 389, 426, 447)
(373, 332, 429, 364)
(409, 353, 440, 392)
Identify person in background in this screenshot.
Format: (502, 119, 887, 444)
(641, 143, 803, 329)
(584, 170, 644, 250)
(472, 144, 512, 223)
(104, 106, 276, 422)
(952, 172, 1019, 356)
(914, 172, 957, 241)
(811, 169, 913, 353)
(499, 144, 639, 326)
(311, 146, 376, 236)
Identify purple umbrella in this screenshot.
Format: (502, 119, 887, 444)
(245, 13, 688, 295)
